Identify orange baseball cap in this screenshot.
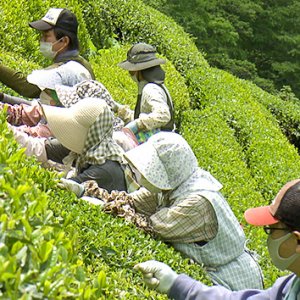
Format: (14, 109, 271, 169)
(244, 179, 300, 230)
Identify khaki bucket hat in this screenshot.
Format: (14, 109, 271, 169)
(118, 43, 166, 71)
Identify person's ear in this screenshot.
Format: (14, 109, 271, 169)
(61, 36, 70, 49)
(293, 231, 300, 253)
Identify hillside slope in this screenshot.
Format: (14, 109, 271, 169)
(0, 0, 299, 298)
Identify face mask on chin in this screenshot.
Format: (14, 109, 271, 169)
(40, 38, 63, 59)
(267, 232, 300, 271)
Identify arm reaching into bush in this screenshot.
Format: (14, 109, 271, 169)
(134, 260, 178, 294)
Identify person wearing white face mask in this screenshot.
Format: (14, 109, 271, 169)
(0, 8, 95, 130)
(39, 37, 65, 60)
(111, 43, 175, 151)
(0, 7, 96, 167)
(134, 179, 300, 299)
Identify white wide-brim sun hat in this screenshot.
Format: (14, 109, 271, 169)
(27, 61, 91, 91)
(124, 138, 172, 190)
(124, 132, 199, 190)
(42, 98, 107, 154)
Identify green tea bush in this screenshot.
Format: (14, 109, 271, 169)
(0, 114, 106, 299)
(79, 0, 209, 73)
(0, 113, 210, 298)
(193, 68, 300, 201)
(181, 108, 264, 215)
(249, 83, 300, 150)
(0, 1, 40, 63)
(1, 0, 300, 295)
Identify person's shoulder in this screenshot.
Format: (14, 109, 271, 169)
(46, 60, 82, 69)
(60, 60, 85, 68)
(143, 83, 166, 96)
(144, 82, 162, 89)
(57, 60, 91, 74)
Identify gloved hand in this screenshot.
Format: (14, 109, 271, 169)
(110, 99, 122, 113)
(134, 260, 178, 294)
(125, 120, 138, 134)
(80, 196, 105, 206)
(58, 178, 85, 197)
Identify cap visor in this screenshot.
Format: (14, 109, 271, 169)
(244, 206, 278, 226)
(29, 20, 53, 31)
(124, 142, 172, 190)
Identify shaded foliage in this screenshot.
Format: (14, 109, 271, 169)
(1, 0, 300, 295)
(146, 0, 300, 98)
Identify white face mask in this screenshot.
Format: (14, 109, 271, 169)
(267, 232, 300, 271)
(40, 39, 62, 59)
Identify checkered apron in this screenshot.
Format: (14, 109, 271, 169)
(172, 190, 264, 291)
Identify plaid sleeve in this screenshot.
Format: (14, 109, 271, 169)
(150, 194, 218, 243)
(130, 187, 159, 217)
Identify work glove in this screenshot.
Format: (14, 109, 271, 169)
(80, 196, 105, 206)
(110, 99, 122, 113)
(125, 120, 138, 134)
(58, 178, 85, 197)
(134, 260, 178, 294)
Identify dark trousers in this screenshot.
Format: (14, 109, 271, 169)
(45, 138, 127, 192)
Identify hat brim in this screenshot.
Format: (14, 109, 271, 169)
(29, 20, 53, 31)
(124, 141, 172, 190)
(41, 104, 87, 154)
(27, 69, 65, 91)
(118, 58, 166, 71)
(244, 206, 279, 226)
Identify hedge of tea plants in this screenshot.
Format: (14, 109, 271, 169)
(1, 0, 300, 296)
(0, 113, 209, 299)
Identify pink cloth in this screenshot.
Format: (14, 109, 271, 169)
(5, 103, 42, 126)
(1, 103, 53, 138)
(18, 123, 53, 138)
